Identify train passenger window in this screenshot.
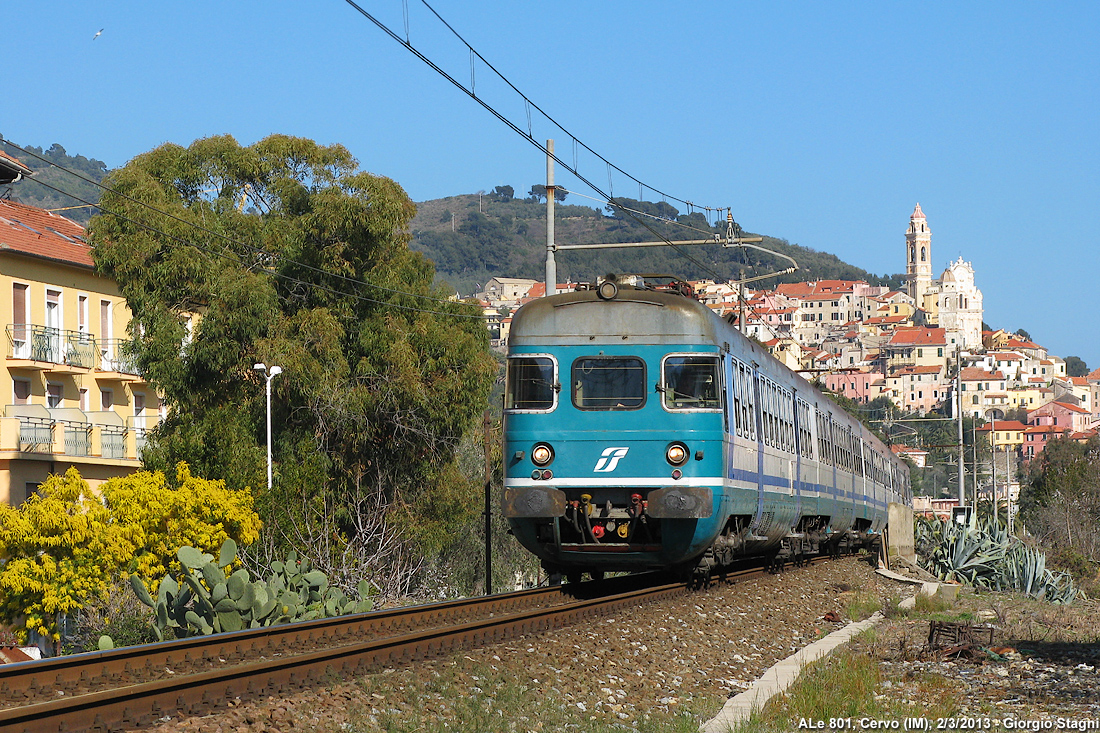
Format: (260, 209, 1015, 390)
(572, 356, 646, 410)
(740, 364, 756, 440)
(505, 356, 557, 411)
(662, 355, 721, 410)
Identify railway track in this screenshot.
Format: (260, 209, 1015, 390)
(1, 556, 837, 733)
(0, 570, 698, 733)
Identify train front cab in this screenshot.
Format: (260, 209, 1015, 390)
(501, 344, 729, 579)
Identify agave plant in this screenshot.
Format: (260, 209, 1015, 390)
(915, 516, 1077, 604)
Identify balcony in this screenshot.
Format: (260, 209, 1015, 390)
(1, 405, 151, 463)
(96, 338, 144, 382)
(6, 325, 142, 380)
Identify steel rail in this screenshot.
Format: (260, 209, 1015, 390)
(0, 583, 570, 711)
(1, 580, 689, 733)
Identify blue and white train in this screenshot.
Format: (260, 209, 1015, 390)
(501, 279, 911, 583)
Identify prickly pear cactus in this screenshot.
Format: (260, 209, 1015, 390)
(128, 539, 376, 641)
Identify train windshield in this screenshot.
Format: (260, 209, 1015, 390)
(662, 355, 721, 410)
(505, 356, 556, 411)
(572, 356, 646, 410)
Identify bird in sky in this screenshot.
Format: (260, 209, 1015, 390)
(93, 28, 104, 40)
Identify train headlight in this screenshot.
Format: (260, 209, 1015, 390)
(531, 443, 555, 467)
(666, 443, 688, 466)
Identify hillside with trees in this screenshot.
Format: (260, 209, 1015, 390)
(1, 137, 107, 224)
(411, 186, 907, 296)
(1, 135, 905, 293)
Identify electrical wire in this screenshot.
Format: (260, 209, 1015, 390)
(557, 187, 721, 239)
(1, 138, 473, 310)
(340, 0, 734, 284)
(18, 174, 485, 320)
(414, 0, 723, 217)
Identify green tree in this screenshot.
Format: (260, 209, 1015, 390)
(526, 183, 565, 203)
(491, 185, 514, 202)
(1020, 436, 1100, 579)
(88, 134, 497, 597)
(1065, 355, 1089, 378)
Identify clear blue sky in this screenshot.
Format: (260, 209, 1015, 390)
(8, 2, 1099, 367)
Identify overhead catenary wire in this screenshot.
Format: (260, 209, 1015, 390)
(17, 174, 485, 320)
(1, 138, 474, 310)
(339, 0, 734, 284)
(412, 0, 720, 217)
(557, 187, 724, 239)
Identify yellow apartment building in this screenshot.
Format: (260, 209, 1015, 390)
(976, 420, 1026, 452)
(0, 197, 161, 505)
(1007, 385, 1048, 412)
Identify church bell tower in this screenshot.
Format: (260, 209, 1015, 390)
(905, 203, 932, 302)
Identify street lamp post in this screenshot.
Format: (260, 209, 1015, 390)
(253, 363, 282, 491)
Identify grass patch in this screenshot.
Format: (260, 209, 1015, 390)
(326, 660, 717, 733)
(731, 648, 962, 732)
(843, 591, 883, 622)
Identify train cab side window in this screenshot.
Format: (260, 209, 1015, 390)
(572, 356, 646, 410)
(662, 355, 721, 410)
(505, 356, 557, 411)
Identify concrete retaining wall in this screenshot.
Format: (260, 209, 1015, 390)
(887, 502, 915, 565)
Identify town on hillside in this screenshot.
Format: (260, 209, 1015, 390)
(475, 204, 1100, 511)
(3, 143, 1097, 515)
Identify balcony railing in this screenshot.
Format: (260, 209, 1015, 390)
(6, 325, 141, 376)
(101, 427, 126, 459)
(133, 427, 148, 457)
(66, 333, 98, 369)
(62, 422, 92, 457)
(99, 338, 141, 376)
(18, 417, 53, 452)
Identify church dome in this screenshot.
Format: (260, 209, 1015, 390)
(911, 203, 925, 220)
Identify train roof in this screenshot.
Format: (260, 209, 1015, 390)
(509, 287, 724, 347)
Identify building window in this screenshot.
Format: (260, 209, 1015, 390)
(101, 388, 113, 410)
(13, 379, 31, 405)
(78, 295, 89, 336)
(12, 283, 29, 357)
(47, 382, 63, 408)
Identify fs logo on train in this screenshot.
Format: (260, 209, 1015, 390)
(593, 447, 629, 472)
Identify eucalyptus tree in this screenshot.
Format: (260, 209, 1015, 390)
(89, 134, 497, 595)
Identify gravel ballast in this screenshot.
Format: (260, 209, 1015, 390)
(141, 557, 904, 732)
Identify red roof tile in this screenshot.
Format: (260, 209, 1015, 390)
(0, 199, 92, 268)
(976, 420, 1027, 432)
(0, 149, 33, 179)
(774, 279, 865, 298)
(892, 365, 943, 376)
(960, 368, 1004, 382)
(887, 327, 946, 347)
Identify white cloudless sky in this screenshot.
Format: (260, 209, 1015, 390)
(7, 1, 1098, 366)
